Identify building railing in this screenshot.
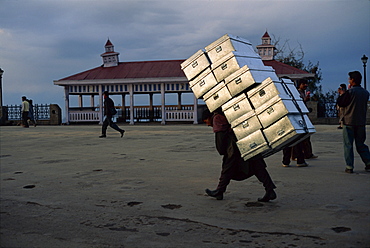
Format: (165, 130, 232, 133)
(5, 101, 365, 125)
(68, 105, 196, 123)
(65, 102, 347, 123)
(165, 110, 194, 121)
(69, 111, 100, 122)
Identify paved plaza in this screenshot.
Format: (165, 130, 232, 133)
(0, 124, 369, 248)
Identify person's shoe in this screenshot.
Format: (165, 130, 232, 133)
(337, 126, 343, 129)
(297, 162, 308, 167)
(345, 168, 354, 174)
(258, 189, 277, 202)
(306, 155, 318, 159)
(282, 164, 290, 167)
(365, 165, 370, 172)
(120, 130, 125, 138)
(205, 189, 223, 200)
(99, 134, 106, 138)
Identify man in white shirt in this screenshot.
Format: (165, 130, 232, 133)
(21, 96, 29, 128)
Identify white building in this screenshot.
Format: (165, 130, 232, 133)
(54, 32, 314, 124)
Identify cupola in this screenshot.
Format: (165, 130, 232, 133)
(100, 39, 120, 67)
(256, 31, 277, 61)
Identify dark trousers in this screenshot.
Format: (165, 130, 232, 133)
(282, 142, 305, 165)
(343, 125, 370, 168)
(102, 116, 123, 135)
(217, 156, 276, 192)
(216, 151, 276, 193)
(301, 137, 314, 159)
(22, 111, 29, 127)
(292, 137, 314, 159)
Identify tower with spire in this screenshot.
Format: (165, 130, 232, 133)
(256, 31, 276, 61)
(101, 39, 120, 67)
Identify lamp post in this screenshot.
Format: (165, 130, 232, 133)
(361, 54, 368, 90)
(0, 68, 3, 108)
(0, 68, 3, 124)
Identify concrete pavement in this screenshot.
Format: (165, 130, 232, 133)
(0, 124, 369, 248)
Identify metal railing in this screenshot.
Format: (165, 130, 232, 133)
(317, 102, 338, 118)
(5, 104, 50, 121)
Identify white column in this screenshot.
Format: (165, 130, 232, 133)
(98, 85, 103, 124)
(129, 84, 134, 125)
(161, 83, 165, 125)
(193, 94, 198, 124)
(121, 93, 126, 122)
(64, 86, 70, 124)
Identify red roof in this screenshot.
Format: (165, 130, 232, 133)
(105, 39, 113, 46)
(58, 60, 186, 81)
(263, 60, 309, 75)
(57, 59, 310, 82)
(262, 31, 270, 38)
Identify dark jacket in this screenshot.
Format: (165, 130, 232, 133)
(104, 97, 116, 116)
(337, 85, 369, 126)
(212, 113, 233, 155)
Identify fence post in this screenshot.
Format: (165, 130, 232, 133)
(306, 101, 318, 123)
(50, 104, 62, 125)
(0, 106, 7, 125)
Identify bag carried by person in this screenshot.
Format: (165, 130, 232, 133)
(110, 108, 117, 115)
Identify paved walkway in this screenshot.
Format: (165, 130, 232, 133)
(1, 124, 369, 248)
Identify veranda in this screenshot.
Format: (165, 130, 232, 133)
(62, 82, 200, 125)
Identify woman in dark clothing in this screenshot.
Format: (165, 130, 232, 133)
(203, 108, 277, 202)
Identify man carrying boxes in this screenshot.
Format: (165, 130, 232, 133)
(181, 34, 315, 200)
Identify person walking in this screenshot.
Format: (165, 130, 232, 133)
(99, 91, 125, 138)
(337, 71, 370, 173)
(203, 108, 277, 202)
(21, 96, 29, 128)
(283, 79, 310, 167)
(282, 143, 308, 167)
(27, 99, 37, 127)
(296, 79, 318, 160)
(336, 84, 347, 129)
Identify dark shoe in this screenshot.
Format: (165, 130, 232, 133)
(120, 130, 125, 138)
(306, 155, 318, 159)
(205, 189, 223, 200)
(99, 134, 106, 138)
(345, 168, 353, 174)
(297, 162, 309, 167)
(258, 190, 277, 202)
(365, 165, 370, 172)
(337, 126, 343, 129)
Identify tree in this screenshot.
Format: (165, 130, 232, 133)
(271, 35, 336, 102)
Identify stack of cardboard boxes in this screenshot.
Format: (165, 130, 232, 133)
(181, 34, 315, 160)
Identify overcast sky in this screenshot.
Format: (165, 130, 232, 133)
(0, 0, 369, 109)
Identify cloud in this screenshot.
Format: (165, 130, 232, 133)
(0, 0, 369, 108)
